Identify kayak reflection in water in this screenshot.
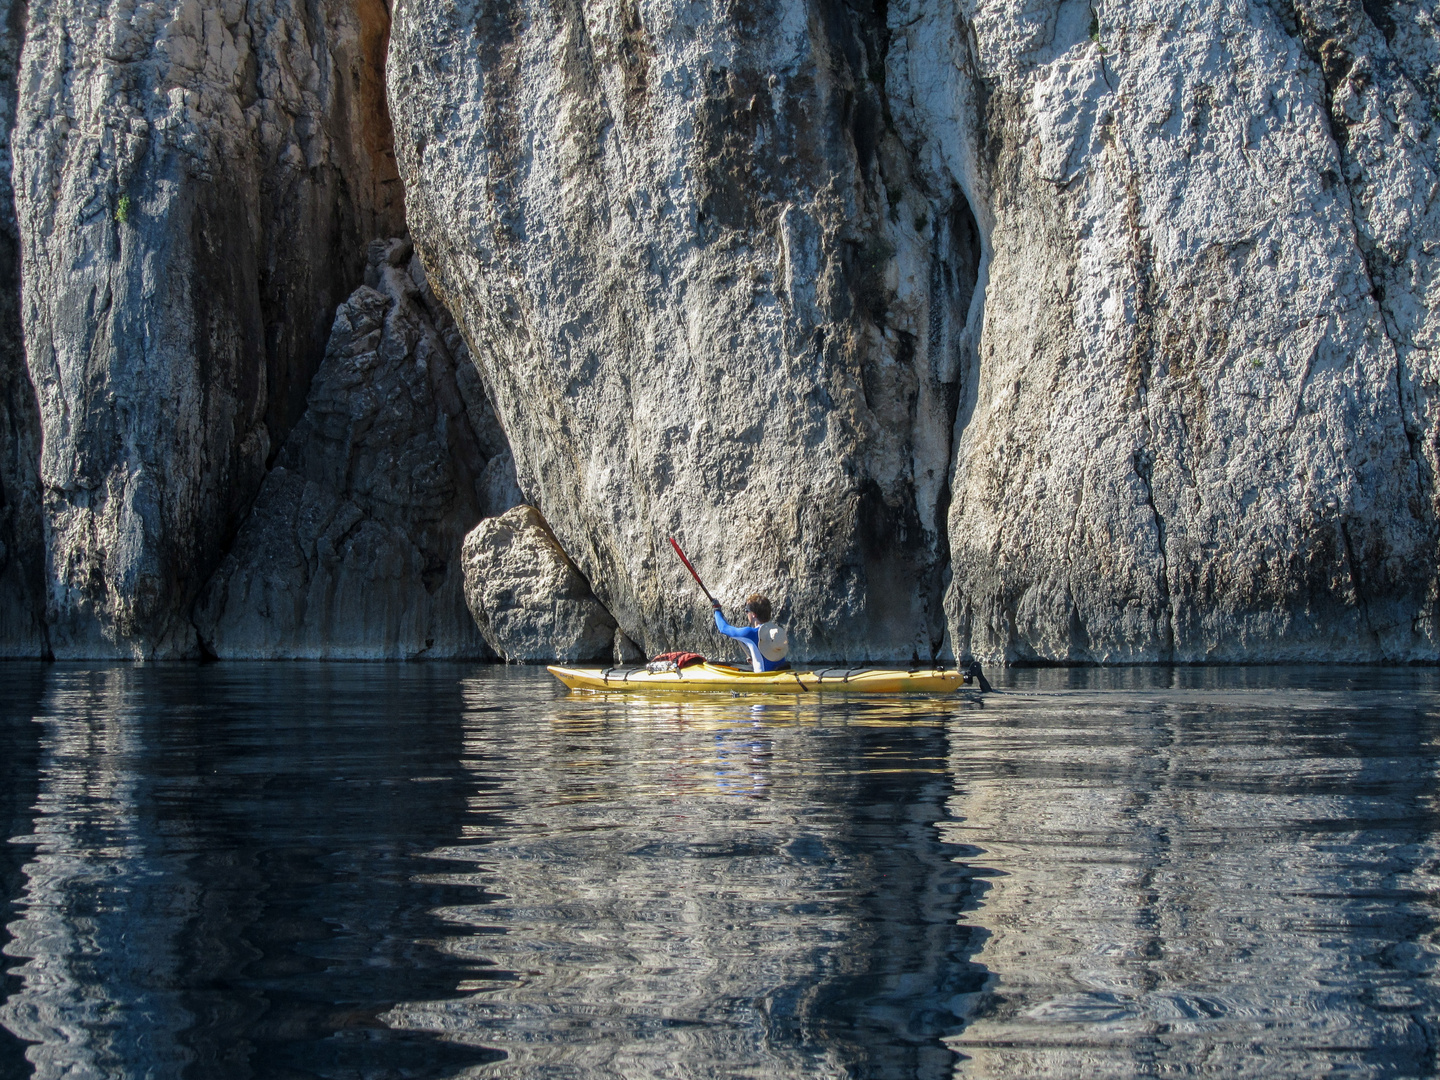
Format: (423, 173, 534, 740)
(712, 594, 790, 672)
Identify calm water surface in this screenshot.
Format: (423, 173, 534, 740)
(2, 663, 1439, 1078)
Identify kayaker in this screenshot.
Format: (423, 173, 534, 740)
(712, 594, 790, 672)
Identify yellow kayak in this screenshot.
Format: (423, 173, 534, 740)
(547, 662, 978, 695)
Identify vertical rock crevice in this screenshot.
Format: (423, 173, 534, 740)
(0, 0, 47, 657)
(813, 0, 990, 662)
(1132, 447, 1174, 662)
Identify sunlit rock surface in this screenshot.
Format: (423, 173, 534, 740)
(938, 0, 1440, 662)
(16, 0, 405, 657)
(390, 0, 982, 663)
(196, 240, 505, 659)
(390, 0, 1440, 664)
(461, 504, 617, 662)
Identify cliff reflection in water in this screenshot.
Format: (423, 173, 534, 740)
(387, 682, 982, 1078)
(2, 670, 192, 1079)
(0, 665, 516, 1079)
(6, 665, 1440, 1078)
(942, 673, 1440, 1078)
(0, 665, 984, 1079)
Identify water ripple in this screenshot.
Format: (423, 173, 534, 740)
(941, 687, 1440, 1079)
(3, 666, 1440, 1078)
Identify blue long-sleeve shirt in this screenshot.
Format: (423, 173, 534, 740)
(713, 610, 785, 672)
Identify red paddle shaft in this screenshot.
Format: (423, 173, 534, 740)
(668, 538, 719, 607)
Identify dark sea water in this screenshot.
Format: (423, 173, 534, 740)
(2, 663, 1440, 1079)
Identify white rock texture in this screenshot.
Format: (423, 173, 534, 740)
(196, 239, 510, 659)
(391, 0, 979, 663)
(390, 0, 1440, 663)
(0, 0, 1433, 664)
(461, 504, 618, 662)
(942, 0, 1440, 663)
(16, 0, 406, 657)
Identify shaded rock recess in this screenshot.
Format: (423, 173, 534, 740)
(0, 0, 536, 661)
(197, 238, 520, 659)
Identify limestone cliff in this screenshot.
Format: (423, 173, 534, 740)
(0, 0, 46, 657)
(942, 0, 1440, 663)
(2, 0, 1436, 664)
(196, 239, 511, 659)
(16, 0, 406, 657)
(391, 0, 981, 662)
(390, 0, 1440, 663)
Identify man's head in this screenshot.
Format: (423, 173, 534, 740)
(744, 594, 773, 624)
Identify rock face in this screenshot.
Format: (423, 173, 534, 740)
(391, 0, 1440, 664)
(941, 0, 1440, 663)
(196, 239, 511, 659)
(0, 0, 1433, 664)
(16, 0, 406, 657)
(0, 0, 47, 657)
(461, 505, 618, 662)
(391, 0, 980, 662)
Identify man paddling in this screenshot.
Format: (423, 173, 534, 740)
(712, 594, 790, 672)
(666, 538, 790, 672)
